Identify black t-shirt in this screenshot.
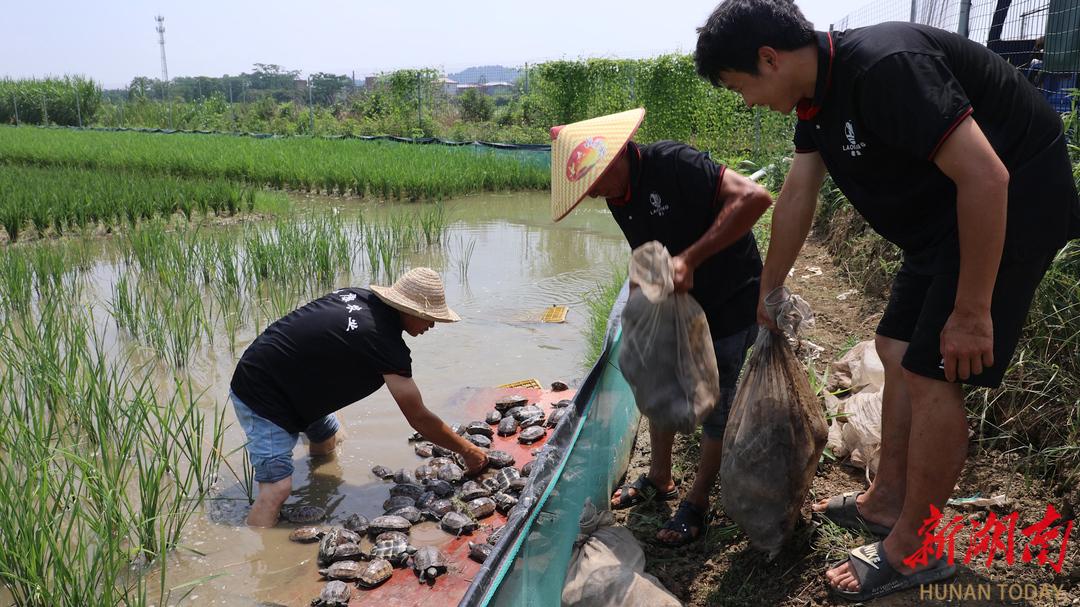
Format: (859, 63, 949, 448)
(794, 24, 1080, 273)
(607, 141, 762, 338)
(230, 288, 412, 433)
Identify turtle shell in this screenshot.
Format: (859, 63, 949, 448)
(486, 450, 515, 469)
(414, 441, 435, 458)
(313, 579, 352, 606)
(431, 444, 453, 458)
(436, 463, 464, 483)
(424, 499, 454, 519)
(415, 490, 437, 510)
(518, 426, 546, 444)
(503, 406, 524, 420)
(497, 417, 518, 436)
(368, 515, 412, 535)
(468, 541, 493, 564)
(357, 558, 394, 589)
(412, 546, 448, 583)
(414, 465, 438, 482)
(551, 380, 570, 392)
(458, 480, 490, 501)
(485, 410, 502, 424)
(371, 465, 394, 480)
(392, 469, 417, 485)
(343, 513, 369, 535)
(494, 395, 528, 412)
(425, 478, 454, 497)
(329, 542, 364, 563)
(427, 457, 454, 470)
(281, 504, 326, 524)
(466, 421, 494, 438)
(389, 506, 422, 524)
(467, 496, 496, 519)
(407, 431, 425, 442)
(492, 492, 519, 514)
(546, 407, 569, 428)
(319, 560, 365, 581)
(375, 530, 410, 544)
(440, 511, 478, 536)
(519, 414, 545, 428)
(370, 538, 412, 566)
(383, 496, 415, 512)
(390, 483, 425, 500)
(318, 527, 353, 566)
(466, 434, 492, 448)
(288, 526, 324, 543)
(520, 461, 534, 477)
(513, 405, 543, 421)
(338, 528, 362, 544)
(552, 398, 573, 408)
(508, 476, 528, 493)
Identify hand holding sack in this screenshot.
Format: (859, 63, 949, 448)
(618, 241, 720, 434)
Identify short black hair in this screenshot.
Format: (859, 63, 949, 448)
(694, 0, 815, 85)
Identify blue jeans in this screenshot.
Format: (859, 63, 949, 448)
(230, 391, 340, 483)
(700, 325, 757, 439)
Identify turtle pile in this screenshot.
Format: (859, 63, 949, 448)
(296, 390, 573, 604)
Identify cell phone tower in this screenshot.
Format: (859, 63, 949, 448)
(155, 15, 169, 84)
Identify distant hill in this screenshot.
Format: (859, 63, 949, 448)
(447, 65, 521, 84)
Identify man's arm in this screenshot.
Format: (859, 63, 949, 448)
(383, 373, 487, 473)
(932, 116, 1008, 382)
(673, 168, 773, 291)
(756, 152, 828, 328)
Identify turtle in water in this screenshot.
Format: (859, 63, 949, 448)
(412, 546, 449, 585)
(468, 541, 493, 564)
(415, 464, 438, 482)
(466, 433, 492, 449)
(367, 514, 412, 536)
(467, 497, 496, 519)
(551, 380, 570, 392)
(414, 441, 435, 458)
(485, 410, 502, 425)
(458, 480, 490, 501)
(495, 395, 528, 412)
(423, 498, 455, 520)
(371, 465, 394, 480)
(520, 460, 534, 477)
(343, 513, 369, 535)
(375, 530, 409, 544)
(370, 536, 415, 567)
(393, 469, 418, 485)
(311, 580, 351, 607)
(319, 560, 365, 582)
(437, 463, 464, 484)
(552, 398, 573, 408)
(329, 542, 364, 563)
(317, 528, 343, 566)
(493, 492, 519, 514)
(497, 417, 518, 437)
(546, 407, 569, 428)
(416, 490, 437, 510)
(466, 421, 494, 438)
(486, 450, 515, 469)
(389, 505, 423, 524)
(440, 510, 478, 536)
(425, 479, 454, 498)
(390, 483, 425, 500)
(357, 558, 394, 589)
(513, 405, 544, 421)
(383, 495, 415, 512)
(281, 505, 326, 524)
(518, 426, 546, 444)
(289, 526, 324, 543)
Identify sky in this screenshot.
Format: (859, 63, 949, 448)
(1, 0, 872, 89)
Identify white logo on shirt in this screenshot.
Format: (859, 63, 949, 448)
(649, 192, 670, 217)
(843, 120, 866, 157)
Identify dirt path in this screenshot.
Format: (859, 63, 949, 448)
(612, 237, 1080, 607)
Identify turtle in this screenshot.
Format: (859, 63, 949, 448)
(437, 463, 464, 483)
(414, 464, 438, 482)
(495, 395, 529, 412)
(317, 528, 347, 566)
(370, 536, 415, 567)
(518, 413, 545, 428)
(518, 426, 546, 444)
(367, 515, 412, 536)
(450, 423, 468, 436)
(487, 525, 505, 545)
(551, 380, 570, 392)
(407, 431, 425, 442)
(343, 513, 369, 535)
(546, 407, 569, 428)
(389, 505, 423, 524)
(513, 405, 544, 421)
(371, 465, 394, 480)
(415, 490, 437, 510)
(497, 417, 519, 436)
(311, 580, 352, 606)
(356, 558, 394, 589)
(412, 546, 449, 584)
(390, 483, 425, 500)
(329, 542, 365, 563)
(440, 510, 478, 536)
(414, 441, 435, 458)
(375, 530, 410, 544)
(552, 398, 573, 408)
(427, 456, 454, 471)
(431, 444, 453, 458)
(424, 498, 455, 520)
(467, 497, 497, 519)
(466, 434, 492, 449)
(319, 560, 365, 582)
(520, 460, 534, 477)
(337, 528, 363, 545)
(468, 541, 493, 564)
(458, 480, 490, 501)
(504, 406, 524, 420)
(466, 421, 494, 438)
(425, 479, 454, 498)
(486, 450, 515, 469)
(483, 467, 520, 494)
(393, 469, 417, 485)
(508, 476, 529, 493)
(383, 496, 415, 512)
(289, 526, 325, 543)
(485, 410, 502, 425)
(281, 505, 326, 524)
(492, 492, 519, 514)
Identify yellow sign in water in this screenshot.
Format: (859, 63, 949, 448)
(540, 305, 569, 323)
(498, 378, 544, 390)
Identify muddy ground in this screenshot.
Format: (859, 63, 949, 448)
(612, 238, 1080, 607)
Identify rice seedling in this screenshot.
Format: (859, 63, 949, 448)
(583, 265, 629, 365)
(454, 234, 478, 280)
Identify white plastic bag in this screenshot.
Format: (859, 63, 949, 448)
(618, 242, 720, 434)
(825, 340, 885, 478)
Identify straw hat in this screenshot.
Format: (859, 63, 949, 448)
(371, 267, 460, 323)
(549, 108, 646, 222)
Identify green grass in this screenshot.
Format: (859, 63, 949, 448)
(583, 265, 629, 365)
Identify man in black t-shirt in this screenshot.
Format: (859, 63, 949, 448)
(550, 109, 772, 545)
(230, 267, 487, 526)
(695, 0, 1080, 600)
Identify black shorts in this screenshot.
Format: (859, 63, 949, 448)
(875, 249, 1059, 388)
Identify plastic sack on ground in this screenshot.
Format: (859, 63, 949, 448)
(618, 241, 719, 434)
(562, 499, 682, 607)
(720, 287, 828, 558)
(824, 340, 884, 479)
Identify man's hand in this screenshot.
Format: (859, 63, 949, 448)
(672, 254, 695, 292)
(939, 307, 993, 382)
(461, 447, 488, 476)
(757, 286, 779, 332)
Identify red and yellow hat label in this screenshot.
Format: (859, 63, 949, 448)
(566, 136, 608, 182)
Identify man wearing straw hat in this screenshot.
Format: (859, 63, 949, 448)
(550, 108, 773, 545)
(230, 267, 488, 527)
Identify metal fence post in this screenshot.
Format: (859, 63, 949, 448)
(308, 81, 315, 135)
(73, 83, 83, 128)
(910, 0, 917, 23)
(416, 73, 422, 133)
(229, 81, 236, 130)
(957, 0, 972, 38)
(12, 93, 18, 126)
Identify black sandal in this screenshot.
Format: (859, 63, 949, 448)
(816, 491, 893, 537)
(658, 500, 708, 546)
(611, 474, 678, 510)
(831, 541, 956, 602)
